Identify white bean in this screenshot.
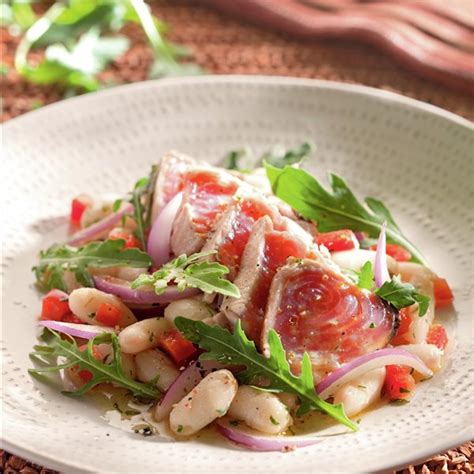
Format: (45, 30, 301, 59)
(331, 249, 397, 274)
(164, 298, 215, 325)
(135, 349, 179, 391)
(90, 266, 147, 282)
(169, 369, 238, 436)
(396, 343, 443, 372)
(333, 368, 386, 417)
(68, 288, 136, 327)
(121, 353, 137, 380)
(118, 318, 172, 354)
(227, 385, 293, 435)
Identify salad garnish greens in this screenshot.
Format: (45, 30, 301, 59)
(34, 239, 151, 292)
(174, 317, 357, 431)
(355, 261, 429, 316)
(222, 142, 314, 172)
(265, 163, 427, 265)
(376, 276, 430, 317)
(29, 330, 160, 399)
(131, 251, 241, 298)
(7, 0, 202, 96)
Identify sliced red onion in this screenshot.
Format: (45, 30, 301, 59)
(374, 222, 390, 287)
(316, 347, 432, 400)
(68, 203, 133, 247)
(39, 320, 114, 340)
(147, 192, 183, 267)
(154, 360, 222, 421)
(216, 422, 322, 452)
(93, 275, 199, 304)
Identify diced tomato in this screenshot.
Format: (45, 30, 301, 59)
(391, 307, 412, 346)
(77, 344, 103, 382)
(386, 244, 412, 262)
(62, 313, 83, 324)
(317, 229, 358, 252)
(70, 197, 89, 227)
(369, 243, 412, 262)
(95, 303, 121, 327)
(158, 330, 198, 366)
(433, 277, 453, 309)
(109, 230, 141, 249)
(427, 324, 448, 350)
(383, 365, 415, 401)
(41, 290, 70, 321)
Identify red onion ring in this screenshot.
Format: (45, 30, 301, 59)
(39, 320, 114, 340)
(93, 275, 199, 304)
(316, 347, 432, 400)
(216, 422, 322, 452)
(147, 192, 183, 267)
(68, 203, 133, 247)
(374, 222, 390, 287)
(154, 360, 222, 421)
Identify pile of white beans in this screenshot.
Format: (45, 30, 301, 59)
(66, 252, 443, 437)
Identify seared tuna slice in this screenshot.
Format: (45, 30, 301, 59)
(222, 217, 310, 343)
(170, 168, 241, 256)
(261, 259, 397, 373)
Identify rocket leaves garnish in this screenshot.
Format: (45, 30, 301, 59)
(375, 275, 430, 317)
(356, 261, 374, 290)
(174, 317, 357, 431)
(131, 251, 241, 298)
(265, 164, 427, 265)
(29, 329, 160, 399)
(34, 239, 151, 292)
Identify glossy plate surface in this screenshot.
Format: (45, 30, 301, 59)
(2, 76, 473, 473)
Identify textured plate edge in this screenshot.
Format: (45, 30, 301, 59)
(1, 75, 473, 132)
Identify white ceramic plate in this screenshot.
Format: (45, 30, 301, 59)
(1, 76, 473, 474)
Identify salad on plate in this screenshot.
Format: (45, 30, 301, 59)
(30, 144, 453, 451)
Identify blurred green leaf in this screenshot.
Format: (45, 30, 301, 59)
(11, 0, 37, 30)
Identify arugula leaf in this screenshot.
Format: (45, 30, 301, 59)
(11, 0, 37, 30)
(34, 239, 152, 292)
(375, 276, 430, 317)
(357, 261, 374, 290)
(261, 142, 313, 168)
(131, 251, 241, 298)
(265, 164, 427, 265)
(174, 317, 357, 431)
(30, 329, 160, 399)
(129, 176, 149, 249)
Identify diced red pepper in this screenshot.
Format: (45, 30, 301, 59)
(383, 365, 415, 401)
(369, 243, 412, 262)
(70, 197, 89, 227)
(158, 330, 198, 366)
(41, 290, 70, 321)
(95, 303, 121, 327)
(316, 229, 358, 252)
(433, 277, 453, 309)
(390, 307, 412, 346)
(427, 324, 448, 350)
(109, 230, 141, 249)
(77, 344, 103, 382)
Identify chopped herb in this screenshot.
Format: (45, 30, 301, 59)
(88, 312, 96, 319)
(216, 408, 227, 416)
(356, 261, 374, 290)
(399, 388, 411, 394)
(369, 323, 376, 329)
(269, 415, 279, 425)
(229, 420, 239, 427)
(390, 399, 410, 405)
(357, 385, 367, 389)
(177, 424, 183, 433)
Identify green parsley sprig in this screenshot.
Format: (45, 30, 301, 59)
(131, 251, 241, 298)
(174, 317, 357, 431)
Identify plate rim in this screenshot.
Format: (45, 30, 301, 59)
(2, 74, 472, 473)
(2, 75, 473, 132)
